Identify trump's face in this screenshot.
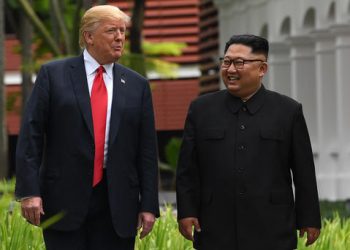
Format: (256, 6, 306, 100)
(84, 18, 126, 65)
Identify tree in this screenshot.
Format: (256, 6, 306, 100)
(129, 0, 146, 76)
(0, 0, 9, 179)
(8, 0, 185, 76)
(19, 0, 33, 112)
(16, 0, 62, 56)
(4, 0, 186, 182)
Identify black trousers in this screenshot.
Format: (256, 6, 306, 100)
(43, 172, 135, 250)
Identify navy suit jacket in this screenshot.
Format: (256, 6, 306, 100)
(15, 55, 159, 237)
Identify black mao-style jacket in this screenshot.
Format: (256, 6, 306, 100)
(176, 85, 321, 250)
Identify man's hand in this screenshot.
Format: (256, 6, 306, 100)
(20, 196, 44, 226)
(299, 227, 320, 246)
(178, 217, 201, 241)
(137, 212, 156, 239)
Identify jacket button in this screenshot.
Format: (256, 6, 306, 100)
(238, 145, 245, 150)
(242, 106, 247, 112)
(240, 124, 246, 130)
(238, 167, 244, 173)
(238, 187, 246, 195)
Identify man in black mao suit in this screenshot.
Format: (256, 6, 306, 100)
(15, 5, 159, 250)
(176, 34, 321, 250)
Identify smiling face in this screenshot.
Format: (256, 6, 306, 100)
(221, 44, 268, 99)
(84, 18, 126, 65)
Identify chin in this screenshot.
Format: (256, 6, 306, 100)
(226, 84, 240, 91)
(111, 54, 122, 61)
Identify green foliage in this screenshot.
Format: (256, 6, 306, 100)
(4, 178, 349, 250)
(0, 178, 15, 194)
(8, 1, 187, 77)
(297, 214, 350, 249)
(120, 41, 186, 78)
(143, 41, 186, 56)
(135, 206, 193, 250)
(164, 138, 182, 172)
(6, 0, 20, 9)
(0, 191, 193, 250)
(32, 0, 49, 13)
(320, 200, 350, 219)
(0, 178, 63, 250)
(6, 92, 21, 113)
(0, 194, 45, 250)
(159, 137, 182, 190)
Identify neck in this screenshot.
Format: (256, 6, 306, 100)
(241, 84, 262, 102)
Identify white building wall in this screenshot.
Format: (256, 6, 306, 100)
(214, 0, 350, 200)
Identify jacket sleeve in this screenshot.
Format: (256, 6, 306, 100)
(15, 65, 50, 199)
(176, 101, 200, 219)
(138, 81, 160, 217)
(291, 104, 321, 229)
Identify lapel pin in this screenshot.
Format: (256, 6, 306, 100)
(121, 74, 126, 84)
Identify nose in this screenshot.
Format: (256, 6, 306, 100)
(114, 31, 122, 40)
(227, 62, 237, 72)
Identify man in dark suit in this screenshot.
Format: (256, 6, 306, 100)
(176, 34, 321, 250)
(15, 5, 159, 250)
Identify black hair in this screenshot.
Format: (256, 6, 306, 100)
(224, 34, 269, 59)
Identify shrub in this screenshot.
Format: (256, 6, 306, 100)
(1, 179, 350, 250)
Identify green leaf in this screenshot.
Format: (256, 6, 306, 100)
(40, 212, 65, 229)
(164, 138, 182, 172)
(143, 41, 187, 56)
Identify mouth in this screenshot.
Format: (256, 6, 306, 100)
(113, 45, 122, 51)
(227, 76, 240, 82)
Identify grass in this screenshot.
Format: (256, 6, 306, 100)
(297, 214, 350, 249)
(0, 193, 45, 250)
(135, 206, 193, 250)
(320, 200, 350, 219)
(0, 197, 192, 250)
(1, 179, 350, 249)
(0, 179, 192, 250)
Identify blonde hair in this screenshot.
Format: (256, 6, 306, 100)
(79, 5, 130, 48)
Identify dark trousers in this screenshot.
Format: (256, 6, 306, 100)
(43, 173, 135, 250)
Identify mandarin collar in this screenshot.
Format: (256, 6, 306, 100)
(225, 85, 266, 114)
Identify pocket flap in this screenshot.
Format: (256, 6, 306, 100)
(260, 128, 284, 140)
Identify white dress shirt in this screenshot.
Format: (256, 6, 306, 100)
(83, 50, 113, 167)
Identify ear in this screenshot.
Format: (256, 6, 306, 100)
(83, 31, 94, 46)
(259, 62, 268, 77)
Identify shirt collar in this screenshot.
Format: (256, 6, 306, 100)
(83, 49, 114, 80)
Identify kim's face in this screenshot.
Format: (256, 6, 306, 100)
(220, 44, 267, 99)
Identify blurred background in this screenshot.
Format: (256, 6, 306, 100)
(1, 0, 350, 217)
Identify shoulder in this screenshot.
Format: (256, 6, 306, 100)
(114, 63, 148, 83)
(264, 88, 301, 110)
(41, 55, 82, 72)
(192, 90, 227, 107)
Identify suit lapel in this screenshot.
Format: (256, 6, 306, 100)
(69, 55, 94, 138)
(108, 63, 126, 147)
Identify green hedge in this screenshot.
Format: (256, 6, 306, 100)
(1, 180, 350, 249)
(0, 179, 192, 250)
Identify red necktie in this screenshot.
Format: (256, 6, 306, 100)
(91, 66, 107, 187)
